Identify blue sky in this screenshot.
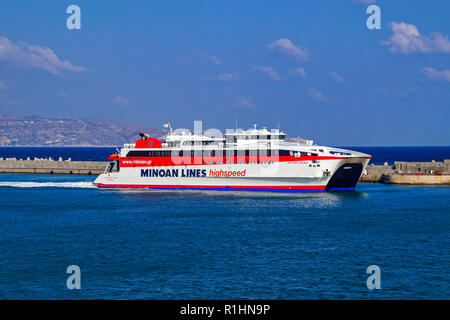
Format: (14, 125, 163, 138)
(0, 0, 449, 145)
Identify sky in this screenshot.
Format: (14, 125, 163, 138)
(0, 0, 449, 146)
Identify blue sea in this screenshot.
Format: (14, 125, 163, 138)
(0, 147, 449, 299)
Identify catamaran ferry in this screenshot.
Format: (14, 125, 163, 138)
(94, 124, 371, 192)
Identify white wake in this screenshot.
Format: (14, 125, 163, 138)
(0, 181, 96, 188)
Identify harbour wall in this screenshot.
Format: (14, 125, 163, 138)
(361, 160, 450, 185)
(0, 157, 107, 175)
(0, 157, 449, 185)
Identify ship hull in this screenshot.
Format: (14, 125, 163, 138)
(94, 157, 370, 193)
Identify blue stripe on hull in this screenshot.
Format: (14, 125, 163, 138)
(95, 185, 343, 193)
(325, 187, 356, 191)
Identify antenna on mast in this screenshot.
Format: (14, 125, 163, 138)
(234, 115, 238, 132)
(163, 122, 173, 133)
(277, 114, 280, 131)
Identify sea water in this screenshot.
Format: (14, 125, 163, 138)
(0, 175, 448, 299)
(0, 147, 448, 299)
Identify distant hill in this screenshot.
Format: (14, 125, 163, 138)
(0, 115, 167, 147)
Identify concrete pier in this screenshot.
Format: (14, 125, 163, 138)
(361, 160, 450, 185)
(0, 157, 449, 185)
(0, 157, 107, 175)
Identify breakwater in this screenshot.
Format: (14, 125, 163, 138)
(1, 157, 449, 185)
(361, 160, 450, 185)
(0, 157, 107, 175)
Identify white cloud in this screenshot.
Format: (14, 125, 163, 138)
(267, 38, 309, 62)
(208, 55, 221, 65)
(292, 67, 307, 79)
(111, 96, 132, 106)
(328, 71, 344, 82)
(0, 35, 90, 75)
(421, 67, 450, 82)
(232, 96, 255, 108)
(201, 53, 222, 65)
(253, 66, 282, 81)
(308, 88, 329, 102)
(382, 22, 450, 54)
(217, 71, 238, 81)
(198, 71, 239, 82)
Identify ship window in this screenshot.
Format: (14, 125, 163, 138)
(203, 150, 217, 157)
(249, 150, 257, 158)
(107, 162, 115, 172)
(126, 151, 150, 157)
(259, 150, 268, 156)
